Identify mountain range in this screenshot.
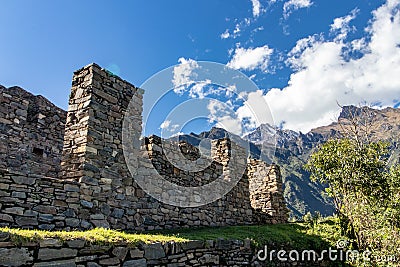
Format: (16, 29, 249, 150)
(175, 105, 400, 218)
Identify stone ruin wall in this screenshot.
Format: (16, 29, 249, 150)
(0, 63, 288, 231)
(0, 85, 66, 177)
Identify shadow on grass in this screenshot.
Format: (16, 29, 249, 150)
(151, 222, 352, 267)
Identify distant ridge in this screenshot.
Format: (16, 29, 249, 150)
(176, 105, 400, 218)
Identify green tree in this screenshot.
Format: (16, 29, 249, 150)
(305, 139, 391, 247)
(305, 139, 390, 212)
(305, 105, 400, 263)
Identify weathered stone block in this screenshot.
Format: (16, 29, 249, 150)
(33, 205, 57, 215)
(91, 219, 110, 228)
(38, 224, 56, 231)
(79, 176, 98, 186)
(122, 259, 147, 267)
(111, 208, 124, 218)
(39, 213, 54, 223)
(4, 207, 24, 215)
(75, 255, 98, 262)
(11, 191, 26, 199)
(64, 184, 80, 192)
(16, 216, 39, 226)
(144, 243, 166, 260)
(40, 238, 62, 248)
(0, 248, 33, 266)
(130, 248, 144, 258)
(65, 218, 80, 228)
(198, 253, 219, 264)
(89, 213, 104, 220)
(80, 200, 93, 209)
(66, 239, 85, 248)
(80, 220, 92, 229)
(99, 256, 120, 265)
(85, 146, 97, 154)
(180, 240, 204, 250)
(112, 246, 128, 260)
(33, 259, 77, 267)
(11, 176, 36, 185)
(0, 231, 10, 242)
(38, 248, 77, 260)
(53, 200, 68, 208)
(0, 213, 14, 222)
(0, 183, 9, 190)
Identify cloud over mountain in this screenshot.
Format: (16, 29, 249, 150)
(244, 0, 400, 132)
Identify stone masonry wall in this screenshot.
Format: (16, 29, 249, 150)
(0, 86, 66, 177)
(247, 160, 289, 224)
(145, 135, 223, 187)
(0, 234, 329, 266)
(0, 154, 286, 230)
(0, 63, 288, 232)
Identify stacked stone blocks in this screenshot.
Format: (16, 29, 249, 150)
(0, 63, 288, 232)
(0, 85, 66, 177)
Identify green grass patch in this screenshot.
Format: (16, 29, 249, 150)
(0, 227, 189, 246)
(152, 218, 339, 251)
(0, 217, 342, 251)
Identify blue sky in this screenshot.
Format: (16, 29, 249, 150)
(1, 0, 399, 136)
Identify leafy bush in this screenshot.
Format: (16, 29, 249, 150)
(305, 137, 400, 266)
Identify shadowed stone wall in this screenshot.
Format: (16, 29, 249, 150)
(0, 85, 66, 177)
(0, 234, 328, 267)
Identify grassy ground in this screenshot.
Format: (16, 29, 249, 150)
(0, 227, 188, 246)
(152, 219, 340, 251)
(0, 217, 342, 250)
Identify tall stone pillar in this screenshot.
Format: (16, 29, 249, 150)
(60, 63, 143, 186)
(247, 159, 289, 223)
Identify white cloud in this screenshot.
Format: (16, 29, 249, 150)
(252, 26, 264, 33)
(236, 90, 275, 129)
(227, 45, 274, 71)
(172, 58, 231, 99)
(286, 34, 324, 70)
(350, 38, 367, 52)
(241, 0, 400, 133)
(219, 24, 242, 40)
(206, 90, 275, 136)
(160, 120, 180, 132)
(283, 0, 313, 19)
(220, 17, 254, 40)
(251, 0, 261, 17)
(233, 24, 241, 35)
(207, 100, 242, 135)
(220, 29, 230, 39)
(330, 8, 359, 41)
(188, 80, 212, 99)
(172, 58, 199, 94)
(160, 120, 171, 129)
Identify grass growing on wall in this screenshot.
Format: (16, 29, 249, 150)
(154, 217, 340, 251)
(0, 227, 189, 246)
(0, 217, 340, 251)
